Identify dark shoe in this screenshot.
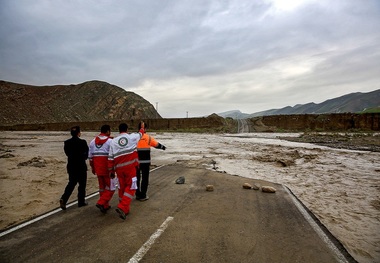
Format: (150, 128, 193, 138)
(139, 196, 149, 202)
(96, 204, 107, 214)
(59, 199, 66, 210)
(78, 202, 88, 207)
(115, 208, 128, 220)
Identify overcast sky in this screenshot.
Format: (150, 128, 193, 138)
(1, 0, 379, 118)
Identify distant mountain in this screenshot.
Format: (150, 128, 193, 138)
(216, 110, 251, 119)
(0, 80, 160, 125)
(218, 89, 380, 119)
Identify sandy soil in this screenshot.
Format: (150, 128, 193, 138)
(0, 131, 379, 263)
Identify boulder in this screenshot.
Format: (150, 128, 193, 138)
(251, 184, 260, 190)
(242, 183, 252, 189)
(261, 186, 276, 193)
(206, 185, 214, 191)
(175, 176, 185, 184)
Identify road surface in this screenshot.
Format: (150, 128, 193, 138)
(237, 119, 250, 133)
(0, 164, 355, 263)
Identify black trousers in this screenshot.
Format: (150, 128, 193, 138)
(61, 170, 87, 205)
(136, 163, 150, 199)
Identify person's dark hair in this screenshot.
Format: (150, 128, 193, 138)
(138, 121, 148, 129)
(70, 126, 81, 137)
(119, 123, 128, 133)
(101, 124, 111, 134)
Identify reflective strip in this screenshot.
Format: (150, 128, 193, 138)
(138, 160, 151, 164)
(124, 192, 134, 199)
(115, 159, 138, 169)
(113, 148, 137, 159)
(137, 148, 150, 151)
(92, 152, 109, 157)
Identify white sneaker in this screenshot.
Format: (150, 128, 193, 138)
(139, 196, 149, 202)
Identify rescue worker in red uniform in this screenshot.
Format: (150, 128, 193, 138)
(89, 124, 114, 213)
(108, 122, 145, 220)
(136, 122, 166, 201)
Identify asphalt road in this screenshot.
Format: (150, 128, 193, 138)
(0, 164, 356, 263)
(237, 119, 250, 133)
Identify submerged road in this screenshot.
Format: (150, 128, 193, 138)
(237, 119, 250, 133)
(0, 164, 355, 263)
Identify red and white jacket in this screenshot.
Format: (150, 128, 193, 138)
(108, 132, 142, 174)
(88, 133, 112, 176)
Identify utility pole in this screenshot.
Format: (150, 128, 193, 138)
(186, 111, 188, 118)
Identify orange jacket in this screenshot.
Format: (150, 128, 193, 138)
(137, 133, 165, 164)
(138, 134, 159, 149)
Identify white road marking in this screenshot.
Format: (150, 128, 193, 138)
(283, 185, 349, 263)
(0, 166, 168, 237)
(0, 165, 165, 237)
(128, 216, 174, 263)
(0, 192, 99, 237)
(150, 164, 166, 172)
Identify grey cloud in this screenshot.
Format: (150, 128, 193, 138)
(0, 0, 379, 117)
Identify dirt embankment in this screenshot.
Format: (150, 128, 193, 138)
(0, 114, 233, 133)
(1, 113, 378, 134)
(254, 113, 380, 132)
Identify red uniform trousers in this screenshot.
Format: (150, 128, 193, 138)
(96, 174, 115, 209)
(116, 166, 137, 214)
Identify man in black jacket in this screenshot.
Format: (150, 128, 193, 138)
(60, 126, 89, 210)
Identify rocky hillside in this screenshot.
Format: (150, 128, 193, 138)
(250, 89, 380, 117)
(219, 89, 380, 119)
(0, 80, 160, 125)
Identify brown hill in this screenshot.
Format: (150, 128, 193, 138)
(0, 80, 160, 125)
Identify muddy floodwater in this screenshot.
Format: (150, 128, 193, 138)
(0, 131, 379, 263)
